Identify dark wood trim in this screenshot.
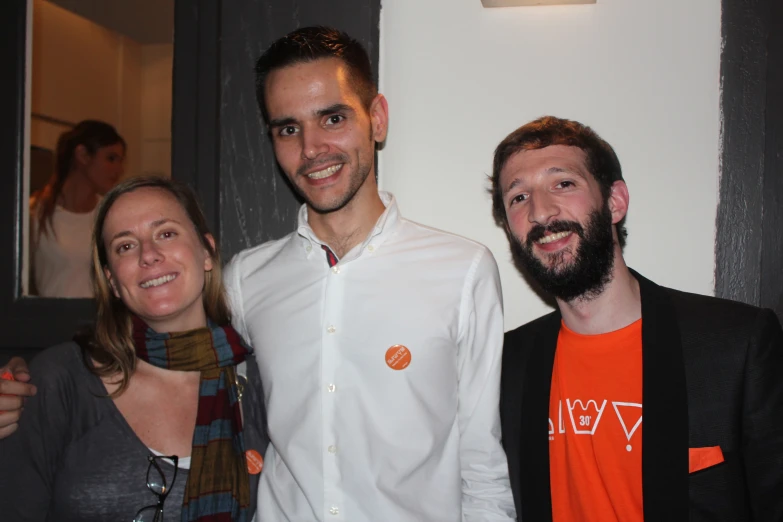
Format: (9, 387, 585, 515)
(0, 1, 95, 352)
(171, 0, 221, 237)
(1, 0, 26, 304)
(715, 0, 782, 321)
(758, 0, 783, 317)
(715, 0, 767, 306)
(31, 112, 75, 128)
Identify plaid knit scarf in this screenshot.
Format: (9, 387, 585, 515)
(132, 316, 252, 522)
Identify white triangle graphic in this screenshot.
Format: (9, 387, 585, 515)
(612, 401, 642, 441)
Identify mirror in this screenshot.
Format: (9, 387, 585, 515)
(23, 0, 174, 297)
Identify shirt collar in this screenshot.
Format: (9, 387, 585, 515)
(296, 191, 401, 260)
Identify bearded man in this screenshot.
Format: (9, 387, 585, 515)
(492, 116, 783, 522)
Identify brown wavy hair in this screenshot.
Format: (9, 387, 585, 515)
(30, 120, 125, 238)
(84, 176, 230, 396)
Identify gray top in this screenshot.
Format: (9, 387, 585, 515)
(0, 342, 267, 521)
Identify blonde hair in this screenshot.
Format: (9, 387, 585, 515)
(85, 177, 230, 396)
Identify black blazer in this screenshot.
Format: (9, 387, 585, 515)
(500, 270, 783, 521)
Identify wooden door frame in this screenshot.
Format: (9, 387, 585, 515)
(715, 0, 783, 319)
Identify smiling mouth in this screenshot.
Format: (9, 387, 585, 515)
(140, 274, 177, 289)
(306, 164, 342, 180)
(537, 231, 572, 245)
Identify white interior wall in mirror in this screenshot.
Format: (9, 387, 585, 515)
(31, 0, 174, 181)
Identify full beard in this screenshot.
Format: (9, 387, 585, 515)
(510, 203, 616, 302)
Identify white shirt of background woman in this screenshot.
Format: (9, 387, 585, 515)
(33, 206, 96, 298)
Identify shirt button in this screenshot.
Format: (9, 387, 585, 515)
(306, 245, 312, 252)
(331, 265, 340, 274)
(367, 245, 375, 252)
(327, 325, 336, 334)
(327, 384, 336, 393)
(328, 445, 337, 454)
(330, 506, 339, 515)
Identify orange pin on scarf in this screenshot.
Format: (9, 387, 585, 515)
(246, 449, 264, 475)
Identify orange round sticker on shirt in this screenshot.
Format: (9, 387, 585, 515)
(246, 449, 263, 475)
(386, 345, 411, 370)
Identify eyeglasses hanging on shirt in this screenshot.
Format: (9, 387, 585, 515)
(133, 454, 179, 522)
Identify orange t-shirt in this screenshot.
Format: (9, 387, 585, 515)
(549, 319, 643, 522)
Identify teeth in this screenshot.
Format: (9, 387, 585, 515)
(307, 164, 342, 180)
(140, 274, 176, 289)
(537, 231, 571, 244)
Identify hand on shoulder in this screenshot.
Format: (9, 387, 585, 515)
(0, 357, 37, 439)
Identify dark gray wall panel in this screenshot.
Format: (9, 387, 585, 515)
(714, 0, 769, 307)
(715, 0, 783, 324)
(759, 0, 783, 318)
(218, 1, 381, 258)
(172, 0, 221, 233)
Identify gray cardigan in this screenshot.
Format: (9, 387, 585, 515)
(0, 342, 268, 521)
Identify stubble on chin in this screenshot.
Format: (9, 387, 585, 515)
(304, 165, 374, 215)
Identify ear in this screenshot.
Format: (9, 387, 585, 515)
(608, 180, 629, 225)
(104, 267, 120, 298)
(369, 93, 389, 144)
(74, 144, 91, 166)
(203, 234, 216, 272)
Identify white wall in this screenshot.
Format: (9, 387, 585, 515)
(378, 0, 722, 330)
(31, 0, 142, 180)
(141, 44, 174, 178)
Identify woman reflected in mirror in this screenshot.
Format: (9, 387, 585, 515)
(29, 120, 125, 297)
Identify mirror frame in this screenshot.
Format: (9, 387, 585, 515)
(0, 0, 220, 351)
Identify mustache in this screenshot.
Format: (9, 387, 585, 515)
(525, 220, 585, 247)
(296, 154, 349, 177)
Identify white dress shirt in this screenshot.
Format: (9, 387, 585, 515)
(225, 192, 515, 521)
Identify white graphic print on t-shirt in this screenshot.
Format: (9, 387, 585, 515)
(549, 399, 642, 451)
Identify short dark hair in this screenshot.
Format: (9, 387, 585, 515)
(254, 26, 377, 122)
(490, 116, 628, 248)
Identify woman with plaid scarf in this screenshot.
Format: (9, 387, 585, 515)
(0, 177, 268, 521)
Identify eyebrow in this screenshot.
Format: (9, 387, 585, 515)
(268, 103, 355, 128)
(268, 116, 297, 128)
(503, 166, 575, 194)
(107, 218, 181, 243)
(316, 103, 354, 118)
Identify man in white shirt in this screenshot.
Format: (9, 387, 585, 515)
(225, 26, 515, 521)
